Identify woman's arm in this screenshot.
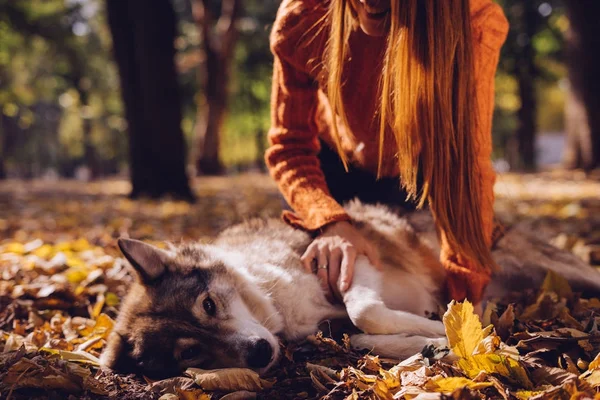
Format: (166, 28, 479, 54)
(265, 54, 351, 231)
(266, 0, 351, 231)
(440, 0, 510, 304)
(266, 2, 380, 301)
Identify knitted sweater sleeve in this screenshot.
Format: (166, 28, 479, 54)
(441, 0, 509, 304)
(265, 0, 351, 231)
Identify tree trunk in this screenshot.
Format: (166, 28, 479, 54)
(514, 3, 538, 171)
(0, 113, 5, 180)
(106, 0, 194, 200)
(563, 1, 600, 170)
(193, 0, 241, 175)
(70, 67, 99, 180)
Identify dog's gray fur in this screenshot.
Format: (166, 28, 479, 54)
(101, 201, 600, 377)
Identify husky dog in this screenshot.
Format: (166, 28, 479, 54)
(100, 201, 600, 378)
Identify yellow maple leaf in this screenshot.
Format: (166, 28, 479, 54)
(176, 388, 211, 400)
(72, 238, 92, 252)
(443, 300, 487, 358)
(425, 377, 493, 393)
(372, 379, 393, 400)
(378, 368, 400, 389)
(33, 244, 54, 259)
(105, 292, 120, 307)
(443, 301, 532, 389)
(66, 267, 88, 283)
(458, 354, 532, 388)
(588, 353, 600, 372)
(585, 370, 600, 388)
(3, 242, 25, 254)
(515, 390, 545, 399)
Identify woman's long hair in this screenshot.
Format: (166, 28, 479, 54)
(324, 0, 497, 272)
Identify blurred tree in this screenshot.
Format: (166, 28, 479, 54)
(106, 0, 194, 200)
(0, 112, 5, 179)
(495, 0, 567, 170)
(192, 0, 241, 175)
(563, 1, 600, 170)
(0, 0, 126, 179)
(512, 2, 540, 171)
(222, 0, 278, 169)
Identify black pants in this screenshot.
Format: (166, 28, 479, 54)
(283, 141, 420, 213)
(318, 141, 419, 211)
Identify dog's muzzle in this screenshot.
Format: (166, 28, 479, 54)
(246, 338, 273, 369)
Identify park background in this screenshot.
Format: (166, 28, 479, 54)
(0, 0, 598, 186)
(1, 0, 599, 261)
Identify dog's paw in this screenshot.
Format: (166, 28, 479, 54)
(421, 337, 448, 358)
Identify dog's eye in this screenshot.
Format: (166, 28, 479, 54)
(203, 297, 216, 316)
(180, 346, 202, 361)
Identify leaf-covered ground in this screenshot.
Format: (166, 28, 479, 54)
(1, 171, 599, 400)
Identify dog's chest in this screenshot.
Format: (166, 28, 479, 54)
(252, 263, 346, 340)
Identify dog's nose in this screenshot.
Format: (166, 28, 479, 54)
(247, 339, 273, 369)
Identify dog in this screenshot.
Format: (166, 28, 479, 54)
(100, 201, 600, 378)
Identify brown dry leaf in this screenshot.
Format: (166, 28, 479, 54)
(399, 365, 435, 388)
(306, 362, 339, 381)
(495, 304, 515, 340)
(185, 367, 275, 392)
(158, 395, 180, 400)
(4, 372, 82, 393)
(220, 391, 257, 400)
(344, 366, 378, 384)
(515, 390, 546, 399)
(520, 292, 566, 321)
(541, 271, 574, 300)
(358, 354, 382, 372)
(152, 376, 197, 394)
(389, 353, 428, 375)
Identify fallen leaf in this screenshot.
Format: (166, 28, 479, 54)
(541, 271, 573, 300)
(39, 348, 101, 366)
(425, 377, 493, 393)
(443, 301, 489, 359)
(185, 367, 275, 392)
(495, 304, 515, 340)
(220, 391, 257, 400)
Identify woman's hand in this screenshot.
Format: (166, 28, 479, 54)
(301, 221, 381, 303)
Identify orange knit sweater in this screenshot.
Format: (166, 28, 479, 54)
(265, 0, 509, 304)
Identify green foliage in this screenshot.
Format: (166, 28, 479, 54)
(494, 0, 568, 159)
(0, 0, 126, 177)
(0, 0, 572, 174)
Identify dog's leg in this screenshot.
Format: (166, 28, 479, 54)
(351, 333, 448, 359)
(343, 256, 446, 337)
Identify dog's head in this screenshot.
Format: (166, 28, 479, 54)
(100, 238, 279, 379)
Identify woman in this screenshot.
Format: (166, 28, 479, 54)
(265, 0, 509, 306)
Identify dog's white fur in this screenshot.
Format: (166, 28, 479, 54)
(208, 201, 600, 367)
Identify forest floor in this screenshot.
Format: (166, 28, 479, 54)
(0, 170, 599, 399)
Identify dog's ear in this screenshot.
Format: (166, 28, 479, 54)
(100, 332, 137, 373)
(118, 238, 172, 283)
